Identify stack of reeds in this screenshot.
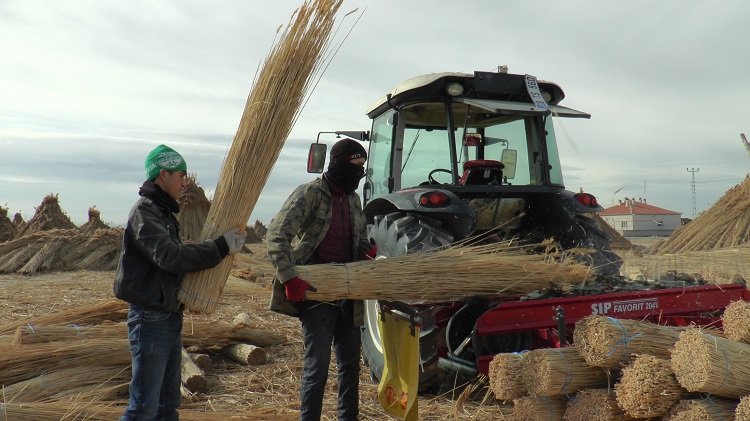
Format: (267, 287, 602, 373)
(614, 354, 685, 418)
(511, 396, 567, 421)
(0, 299, 128, 334)
(1, 366, 129, 402)
(178, 0, 346, 314)
(489, 352, 527, 401)
(0, 205, 16, 243)
(297, 242, 590, 301)
(573, 315, 683, 368)
(736, 395, 750, 420)
(721, 299, 750, 343)
(521, 346, 610, 397)
(665, 397, 738, 420)
(15, 194, 77, 237)
(177, 174, 212, 243)
(671, 329, 750, 398)
(563, 389, 636, 421)
(79, 207, 110, 234)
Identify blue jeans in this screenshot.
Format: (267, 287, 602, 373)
(120, 306, 183, 421)
(298, 300, 361, 421)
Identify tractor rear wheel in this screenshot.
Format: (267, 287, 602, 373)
(361, 211, 454, 393)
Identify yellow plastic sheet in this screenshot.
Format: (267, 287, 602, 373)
(377, 311, 419, 420)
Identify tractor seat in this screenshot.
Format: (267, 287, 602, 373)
(459, 159, 505, 185)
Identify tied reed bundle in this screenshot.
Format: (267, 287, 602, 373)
(178, 0, 345, 314)
(12, 323, 124, 347)
(573, 315, 684, 368)
(614, 354, 685, 418)
(521, 346, 610, 397)
(735, 395, 750, 420)
(666, 397, 738, 421)
(511, 396, 567, 421)
(0, 299, 127, 334)
(488, 352, 527, 401)
(721, 299, 750, 343)
(671, 329, 750, 398)
(1, 366, 129, 402)
(564, 389, 636, 421)
(301, 243, 589, 301)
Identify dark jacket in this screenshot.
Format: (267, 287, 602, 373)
(113, 183, 228, 312)
(266, 176, 370, 323)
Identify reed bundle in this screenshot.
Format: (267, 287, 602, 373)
(521, 346, 609, 397)
(297, 243, 589, 301)
(13, 323, 125, 346)
(511, 396, 567, 421)
(721, 299, 750, 343)
(0, 339, 131, 385)
(0, 205, 16, 243)
(178, 0, 345, 314)
(735, 395, 750, 420)
(665, 397, 738, 421)
(79, 207, 110, 234)
(1, 365, 129, 402)
(181, 347, 208, 393)
(614, 354, 685, 418)
(630, 247, 750, 284)
(183, 319, 288, 349)
(573, 315, 684, 368)
(177, 174, 212, 243)
(670, 329, 750, 398)
(0, 299, 127, 334)
(221, 343, 267, 366)
(488, 352, 527, 401)
(15, 194, 77, 238)
(563, 389, 636, 421)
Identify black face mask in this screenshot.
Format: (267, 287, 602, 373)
(327, 160, 365, 194)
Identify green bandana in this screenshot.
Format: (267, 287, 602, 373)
(144, 144, 187, 180)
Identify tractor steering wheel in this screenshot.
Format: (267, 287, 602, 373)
(428, 168, 453, 185)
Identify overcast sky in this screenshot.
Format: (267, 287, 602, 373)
(1, 1, 749, 228)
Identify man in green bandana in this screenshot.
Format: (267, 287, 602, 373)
(114, 144, 246, 421)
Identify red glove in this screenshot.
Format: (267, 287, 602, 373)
(284, 277, 316, 302)
(363, 245, 378, 260)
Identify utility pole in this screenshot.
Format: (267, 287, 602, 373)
(687, 168, 699, 218)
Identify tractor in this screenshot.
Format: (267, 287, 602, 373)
(306, 69, 748, 392)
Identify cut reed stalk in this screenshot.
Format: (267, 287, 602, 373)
(665, 397, 738, 421)
(488, 352, 527, 401)
(573, 315, 685, 368)
(177, 0, 345, 314)
(511, 396, 567, 421)
(521, 346, 610, 397)
(670, 329, 750, 398)
(614, 354, 685, 418)
(296, 243, 589, 301)
(564, 389, 636, 421)
(720, 299, 750, 343)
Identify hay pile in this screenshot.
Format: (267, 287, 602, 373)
(0, 205, 16, 243)
(648, 174, 750, 254)
(177, 174, 213, 243)
(12, 211, 25, 229)
(15, 194, 77, 237)
(79, 207, 110, 233)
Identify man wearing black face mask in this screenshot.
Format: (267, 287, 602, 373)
(267, 138, 377, 420)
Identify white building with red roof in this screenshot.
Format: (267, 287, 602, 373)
(598, 198, 682, 238)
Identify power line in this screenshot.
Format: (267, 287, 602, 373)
(687, 167, 699, 218)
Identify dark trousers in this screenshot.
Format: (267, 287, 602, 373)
(120, 306, 183, 421)
(298, 300, 361, 421)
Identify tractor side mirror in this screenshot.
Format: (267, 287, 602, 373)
(501, 149, 517, 179)
(307, 143, 327, 173)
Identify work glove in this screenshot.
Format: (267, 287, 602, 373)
(358, 241, 378, 260)
(284, 276, 317, 302)
(222, 228, 247, 254)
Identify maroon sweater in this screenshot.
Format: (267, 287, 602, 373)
(312, 175, 354, 264)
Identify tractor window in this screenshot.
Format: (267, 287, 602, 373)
(483, 119, 531, 184)
(401, 127, 453, 188)
(366, 111, 394, 200)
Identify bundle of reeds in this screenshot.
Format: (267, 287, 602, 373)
(671, 329, 750, 398)
(721, 299, 750, 343)
(735, 395, 750, 420)
(0, 205, 16, 243)
(181, 347, 208, 393)
(1, 366, 129, 402)
(563, 389, 636, 421)
(511, 396, 567, 421)
(15, 194, 77, 237)
(294, 243, 589, 301)
(521, 346, 609, 397)
(12, 323, 125, 346)
(183, 319, 288, 349)
(177, 174, 212, 243)
(573, 315, 683, 368)
(177, 0, 345, 314)
(488, 352, 527, 401)
(79, 207, 110, 234)
(0, 299, 127, 334)
(614, 354, 685, 418)
(665, 397, 738, 421)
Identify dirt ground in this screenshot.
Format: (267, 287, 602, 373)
(0, 243, 513, 420)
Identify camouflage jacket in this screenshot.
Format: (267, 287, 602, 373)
(266, 177, 369, 320)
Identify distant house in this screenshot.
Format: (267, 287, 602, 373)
(598, 198, 681, 238)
